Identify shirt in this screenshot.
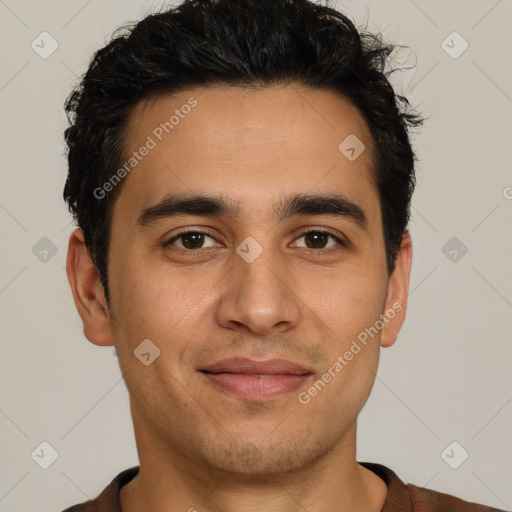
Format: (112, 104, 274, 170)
(62, 462, 506, 511)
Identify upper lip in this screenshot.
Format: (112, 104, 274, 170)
(200, 357, 313, 376)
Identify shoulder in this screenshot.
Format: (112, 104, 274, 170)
(61, 502, 95, 512)
(407, 483, 507, 512)
(359, 461, 506, 512)
(60, 466, 139, 512)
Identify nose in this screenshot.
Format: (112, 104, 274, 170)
(215, 247, 302, 336)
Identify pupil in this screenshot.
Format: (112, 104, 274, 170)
(306, 232, 327, 249)
(183, 233, 203, 249)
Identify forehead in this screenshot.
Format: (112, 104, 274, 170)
(113, 84, 380, 229)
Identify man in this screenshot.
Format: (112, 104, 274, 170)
(61, 0, 505, 510)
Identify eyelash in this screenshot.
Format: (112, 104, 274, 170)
(164, 229, 348, 255)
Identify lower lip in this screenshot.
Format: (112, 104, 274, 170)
(201, 372, 310, 400)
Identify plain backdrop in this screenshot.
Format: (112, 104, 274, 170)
(0, 0, 511, 510)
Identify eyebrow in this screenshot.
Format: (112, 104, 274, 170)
(136, 192, 369, 232)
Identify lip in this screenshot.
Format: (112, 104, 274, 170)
(201, 357, 312, 375)
(200, 357, 313, 401)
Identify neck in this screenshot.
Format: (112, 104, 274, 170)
(120, 417, 388, 512)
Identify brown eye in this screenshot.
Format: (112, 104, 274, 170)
(293, 230, 345, 251)
(180, 232, 205, 249)
(166, 231, 217, 250)
(303, 231, 330, 249)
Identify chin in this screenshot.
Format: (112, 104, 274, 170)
(195, 429, 338, 477)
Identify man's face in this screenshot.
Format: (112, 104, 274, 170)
(103, 85, 400, 475)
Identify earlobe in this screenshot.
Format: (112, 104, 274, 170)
(66, 228, 114, 347)
(380, 232, 413, 349)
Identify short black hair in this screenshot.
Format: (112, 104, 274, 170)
(63, 0, 424, 304)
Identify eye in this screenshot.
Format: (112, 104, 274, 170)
(165, 229, 348, 254)
(166, 231, 218, 251)
(292, 230, 347, 253)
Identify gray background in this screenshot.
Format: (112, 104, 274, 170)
(0, 0, 511, 510)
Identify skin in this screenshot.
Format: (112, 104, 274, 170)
(67, 84, 412, 512)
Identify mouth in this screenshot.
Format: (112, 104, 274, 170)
(199, 357, 313, 401)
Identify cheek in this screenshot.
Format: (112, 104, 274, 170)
(109, 254, 231, 374)
(109, 251, 200, 345)
(307, 270, 386, 340)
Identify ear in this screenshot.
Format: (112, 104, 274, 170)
(380, 231, 413, 348)
(66, 228, 113, 347)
